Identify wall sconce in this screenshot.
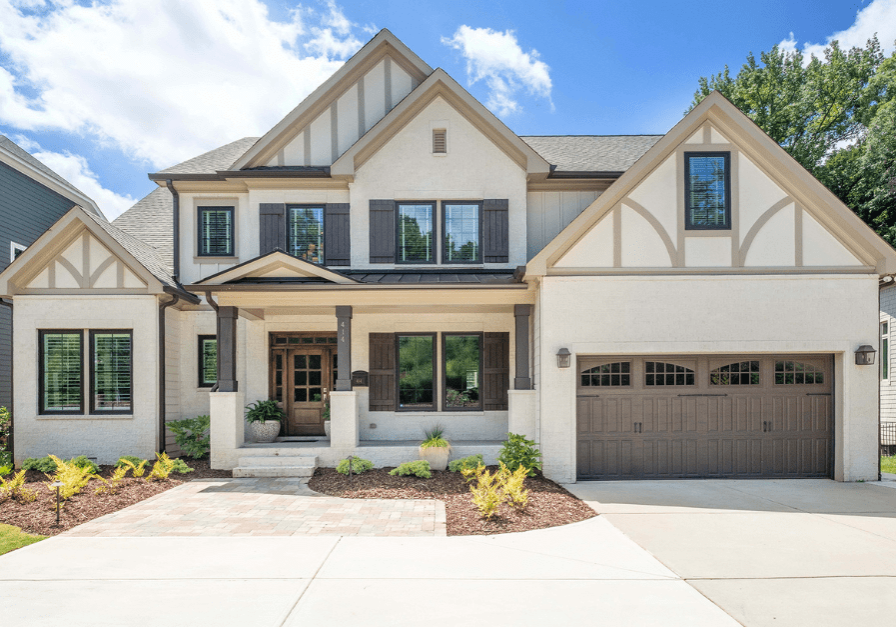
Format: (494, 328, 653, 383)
(855, 345, 876, 365)
(556, 348, 571, 369)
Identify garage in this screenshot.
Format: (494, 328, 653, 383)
(576, 355, 833, 480)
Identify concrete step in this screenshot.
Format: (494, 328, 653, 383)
(232, 465, 315, 478)
(237, 455, 317, 467)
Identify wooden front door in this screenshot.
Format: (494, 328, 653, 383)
(271, 346, 336, 436)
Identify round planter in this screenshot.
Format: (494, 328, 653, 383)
(248, 420, 281, 443)
(324, 421, 331, 438)
(419, 446, 449, 471)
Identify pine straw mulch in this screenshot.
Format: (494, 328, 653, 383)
(308, 466, 597, 536)
(0, 459, 232, 537)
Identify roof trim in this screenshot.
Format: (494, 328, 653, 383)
(192, 250, 360, 285)
(148, 168, 332, 182)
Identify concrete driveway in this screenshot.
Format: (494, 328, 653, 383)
(566, 479, 896, 626)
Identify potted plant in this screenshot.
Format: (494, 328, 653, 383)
(245, 399, 284, 443)
(323, 399, 331, 438)
(419, 425, 450, 471)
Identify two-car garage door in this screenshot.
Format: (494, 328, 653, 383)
(576, 355, 833, 480)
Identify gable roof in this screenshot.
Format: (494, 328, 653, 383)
(526, 91, 896, 276)
(189, 250, 360, 286)
(521, 135, 662, 175)
(0, 135, 105, 218)
(113, 186, 174, 272)
(151, 137, 260, 177)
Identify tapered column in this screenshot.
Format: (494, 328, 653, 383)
(217, 306, 238, 392)
(335, 305, 352, 391)
(514, 304, 532, 390)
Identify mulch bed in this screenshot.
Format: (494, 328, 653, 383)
(309, 467, 597, 536)
(0, 459, 231, 537)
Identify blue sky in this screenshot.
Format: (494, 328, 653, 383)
(0, 0, 893, 219)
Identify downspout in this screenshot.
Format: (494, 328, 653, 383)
(165, 179, 180, 283)
(0, 299, 12, 465)
(159, 294, 180, 453)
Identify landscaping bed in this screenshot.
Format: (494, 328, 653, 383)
(309, 466, 597, 536)
(0, 459, 231, 537)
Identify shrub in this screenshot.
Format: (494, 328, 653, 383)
(117, 457, 148, 478)
(497, 433, 543, 477)
(69, 455, 99, 475)
(116, 456, 146, 469)
(45, 455, 95, 500)
(499, 463, 530, 510)
(0, 406, 10, 463)
(95, 465, 129, 495)
(146, 452, 176, 482)
(336, 457, 374, 475)
(461, 464, 505, 519)
(389, 460, 432, 478)
(0, 469, 37, 503)
(166, 416, 211, 459)
(23, 456, 58, 473)
(448, 454, 484, 473)
(245, 400, 285, 423)
(420, 425, 449, 449)
(0, 463, 11, 477)
(170, 458, 194, 474)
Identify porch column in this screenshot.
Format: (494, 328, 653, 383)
(514, 304, 532, 390)
(335, 305, 352, 391)
(217, 306, 238, 392)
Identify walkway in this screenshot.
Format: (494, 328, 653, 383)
(62, 478, 445, 537)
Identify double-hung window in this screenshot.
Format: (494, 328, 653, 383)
(90, 331, 132, 413)
(396, 201, 482, 264)
(443, 203, 481, 263)
(198, 335, 217, 388)
(397, 203, 435, 263)
(39, 331, 83, 414)
(198, 206, 234, 256)
(685, 152, 731, 230)
(288, 205, 325, 263)
(395, 332, 483, 411)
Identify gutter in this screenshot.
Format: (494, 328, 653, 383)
(158, 294, 180, 453)
(0, 299, 12, 464)
(165, 180, 180, 283)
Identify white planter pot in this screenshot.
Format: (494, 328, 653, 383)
(248, 420, 281, 443)
(324, 421, 331, 438)
(419, 446, 450, 471)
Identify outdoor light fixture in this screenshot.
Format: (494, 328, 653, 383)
(855, 345, 877, 365)
(556, 348, 571, 369)
(51, 480, 62, 526)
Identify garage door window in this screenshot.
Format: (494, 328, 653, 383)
(710, 361, 760, 385)
(581, 362, 631, 387)
(774, 361, 824, 385)
(645, 361, 695, 386)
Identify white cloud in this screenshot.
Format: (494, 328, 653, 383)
(0, 0, 369, 169)
(779, 0, 896, 59)
(442, 25, 553, 117)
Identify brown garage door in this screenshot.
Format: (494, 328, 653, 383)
(576, 355, 833, 480)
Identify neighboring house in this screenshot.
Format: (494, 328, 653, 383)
(0, 135, 105, 430)
(1, 30, 894, 482)
(879, 279, 896, 452)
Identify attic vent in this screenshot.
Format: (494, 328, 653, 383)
(433, 129, 447, 154)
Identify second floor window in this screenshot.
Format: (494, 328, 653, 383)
(443, 203, 480, 263)
(685, 152, 730, 230)
(288, 206, 324, 264)
(198, 206, 234, 256)
(397, 203, 435, 263)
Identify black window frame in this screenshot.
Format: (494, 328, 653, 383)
(684, 151, 731, 231)
(395, 202, 437, 265)
(89, 329, 134, 416)
(286, 204, 326, 265)
(38, 330, 84, 415)
(883, 321, 890, 381)
(441, 201, 483, 265)
(198, 335, 217, 388)
(395, 332, 437, 411)
(197, 206, 235, 257)
(442, 332, 483, 412)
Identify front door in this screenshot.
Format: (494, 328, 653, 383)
(271, 346, 336, 436)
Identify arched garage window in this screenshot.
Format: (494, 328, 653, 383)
(645, 361, 695, 386)
(581, 362, 631, 387)
(711, 361, 760, 385)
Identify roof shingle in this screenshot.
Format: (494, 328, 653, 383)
(520, 135, 662, 173)
(157, 137, 259, 175)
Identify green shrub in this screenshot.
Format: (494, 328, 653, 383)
(336, 457, 374, 475)
(23, 456, 58, 473)
(170, 458, 194, 474)
(69, 456, 99, 475)
(389, 460, 432, 478)
(497, 433, 542, 477)
(420, 425, 449, 449)
(245, 400, 285, 423)
(166, 416, 211, 459)
(0, 464, 11, 477)
(448, 454, 484, 473)
(0, 407, 10, 463)
(115, 455, 146, 469)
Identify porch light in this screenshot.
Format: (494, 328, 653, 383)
(855, 345, 876, 365)
(556, 348, 571, 369)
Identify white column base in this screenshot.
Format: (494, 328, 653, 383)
(508, 389, 537, 440)
(210, 391, 245, 470)
(330, 390, 359, 450)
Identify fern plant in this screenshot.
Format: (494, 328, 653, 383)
(45, 455, 95, 500)
(146, 452, 176, 482)
(0, 469, 37, 503)
(461, 464, 505, 519)
(245, 400, 285, 423)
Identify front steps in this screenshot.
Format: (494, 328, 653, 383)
(232, 455, 318, 478)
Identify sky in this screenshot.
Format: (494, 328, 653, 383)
(0, 0, 894, 220)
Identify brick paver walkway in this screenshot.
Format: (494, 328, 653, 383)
(63, 478, 446, 537)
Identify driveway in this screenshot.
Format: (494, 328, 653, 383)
(566, 479, 896, 626)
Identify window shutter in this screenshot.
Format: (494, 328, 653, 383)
(259, 203, 286, 254)
(369, 333, 396, 411)
(324, 203, 351, 266)
(369, 200, 395, 263)
(482, 332, 509, 410)
(482, 199, 509, 263)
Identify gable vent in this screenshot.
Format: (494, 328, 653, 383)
(432, 129, 447, 154)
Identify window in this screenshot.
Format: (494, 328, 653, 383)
(397, 334, 435, 410)
(685, 152, 730, 230)
(39, 331, 83, 414)
(198, 335, 217, 388)
(883, 322, 890, 380)
(581, 362, 631, 387)
(288, 206, 324, 263)
(711, 361, 759, 385)
(433, 129, 447, 153)
(90, 331, 132, 413)
(443, 334, 481, 410)
(443, 203, 481, 263)
(775, 361, 824, 385)
(198, 206, 234, 256)
(397, 203, 435, 263)
(645, 361, 695, 386)
(10, 241, 26, 262)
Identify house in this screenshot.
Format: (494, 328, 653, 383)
(879, 279, 896, 453)
(1, 29, 893, 482)
(0, 135, 105, 444)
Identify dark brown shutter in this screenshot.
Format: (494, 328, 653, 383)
(369, 333, 396, 411)
(325, 203, 350, 266)
(482, 332, 509, 410)
(259, 203, 286, 254)
(369, 200, 395, 263)
(482, 199, 509, 263)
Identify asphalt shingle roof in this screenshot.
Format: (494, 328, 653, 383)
(157, 137, 260, 175)
(113, 187, 174, 272)
(521, 135, 663, 173)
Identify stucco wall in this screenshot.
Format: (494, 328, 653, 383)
(536, 274, 880, 483)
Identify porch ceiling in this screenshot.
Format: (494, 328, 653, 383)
(236, 304, 520, 316)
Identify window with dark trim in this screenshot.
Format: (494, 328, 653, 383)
(580, 362, 631, 387)
(775, 361, 824, 385)
(287, 205, 325, 264)
(443, 333, 482, 410)
(198, 206, 234, 256)
(10, 241, 26, 262)
(39, 331, 83, 414)
(396, 203, 435, 263)
(198, 335, 217, 388)
(397, 334, 435, 410)
(90, 331, 132, 414)
(443, 203, 481, 263)
(883, 322, 890, 381)
(685, 152, 731, 230)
